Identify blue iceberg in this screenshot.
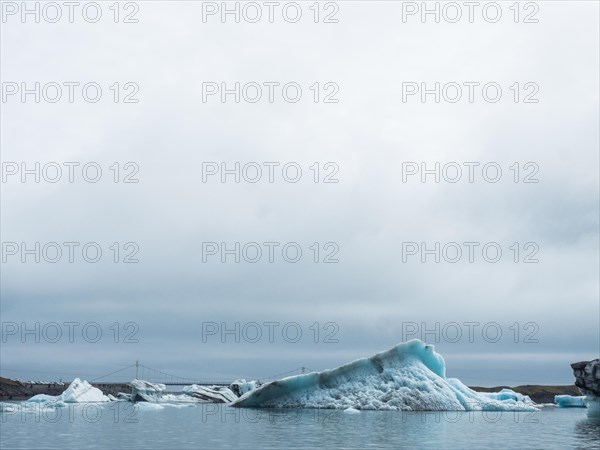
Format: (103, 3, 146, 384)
(232, 340, 537, 411)
(554, 395, 587, 408)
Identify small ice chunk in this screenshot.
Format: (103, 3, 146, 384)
(135, 402, 164, 411)
(482, 388, 533, 403)
(554, 395, 587, 408)
(26, 394, 59, 403)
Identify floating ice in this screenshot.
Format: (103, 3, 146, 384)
(343, 407, 361, 414)
(124, 380, 237, 404)
(160, 393, 203, 403)
(230, 379, 259, 397)
(62, 379, 110, 403)
(182, 385, 237, 403)
(26, 394, 58, 403)
(232, 340, 537, 411)
(26, 378, 109, 404)
(0, 402, 64, 414)
(554, 395, 587, 408)
(481, 388, 533, 403)
(135, 402, 164, 411)
(129, 380, 166, 402)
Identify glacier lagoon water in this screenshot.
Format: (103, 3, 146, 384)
(1, 403, 599, 449)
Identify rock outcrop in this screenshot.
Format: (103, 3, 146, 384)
(571, 359, 600, 417)
(572, 359, 600, 397)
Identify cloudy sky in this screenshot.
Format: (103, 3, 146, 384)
(1, 1, 598, 386)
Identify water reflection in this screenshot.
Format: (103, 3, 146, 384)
(1, 403, 598, 449)
(574, 418, 600, 449)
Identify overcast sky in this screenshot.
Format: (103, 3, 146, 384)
(1, 1, 598, 387)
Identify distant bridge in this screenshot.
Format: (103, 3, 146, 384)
(2, 361, 312, 387)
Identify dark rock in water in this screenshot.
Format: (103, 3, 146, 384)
(571, 359, 600, 397)
(571, 359, 600, 418)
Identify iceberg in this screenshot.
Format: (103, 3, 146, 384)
(160, 393, 203, 403)
(554, 395, 587, 408)
(125, 380, 237, 404)
(230, 379, 259, 397)
(232, 340, 537, 411)
(481, 388, 533, 403)
(27, 378, 109, 404)
(181, 385, 238, 403)
(129, 380, 166, 402)
(62, 378, 110, 403)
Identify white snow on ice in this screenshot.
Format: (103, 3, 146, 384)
(26, 378, 109, 404)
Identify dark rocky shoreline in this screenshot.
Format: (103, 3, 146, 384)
(469, 384, 581, 404)
(1, 376, 580, 404)
(0, 377, 131, 401)
(571, 359, 600, 397)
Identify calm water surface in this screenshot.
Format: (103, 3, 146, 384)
(1, 403, 598, 449)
